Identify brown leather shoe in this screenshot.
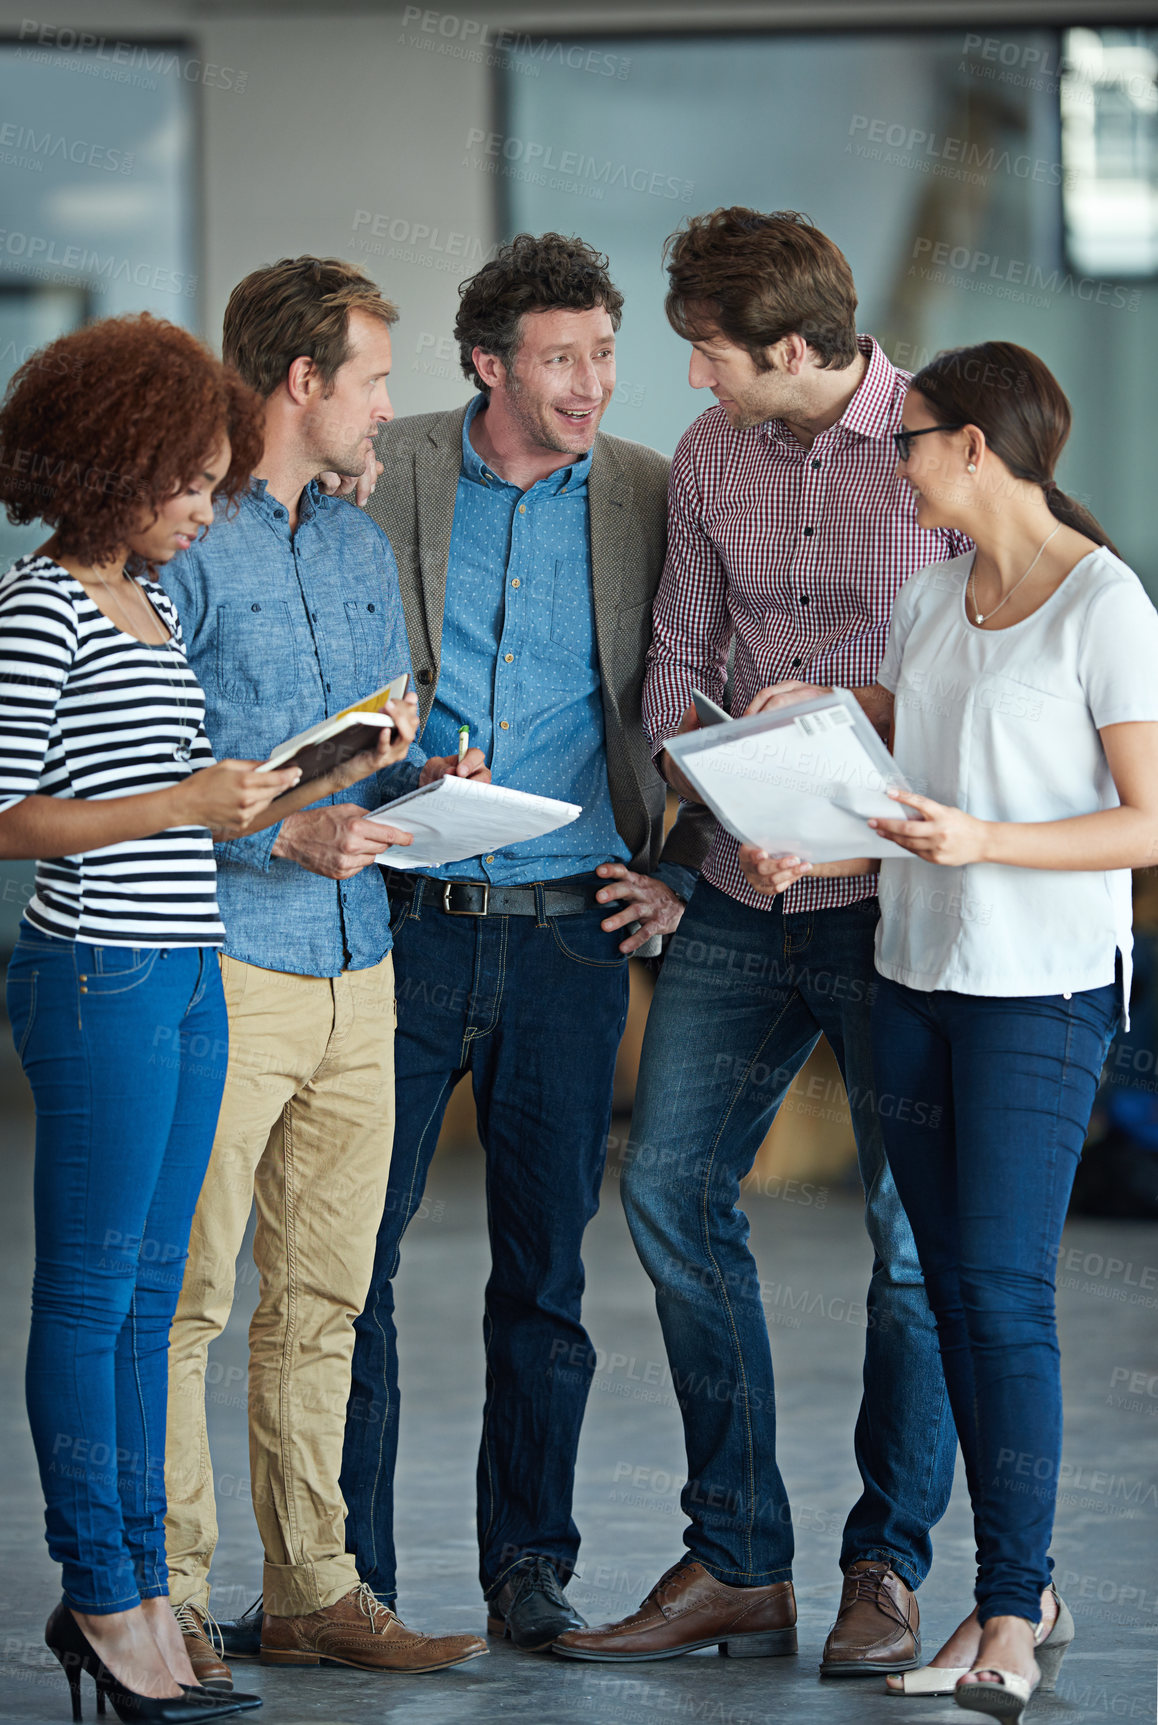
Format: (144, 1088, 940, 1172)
(819, 1559, 920, 1676)
(552, 1559, 797, 1663)
(173, 1602, 232, 1691)
(260, 1582, 487, 1674)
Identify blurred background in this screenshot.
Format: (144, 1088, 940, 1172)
(2, 0, 1157, 1202)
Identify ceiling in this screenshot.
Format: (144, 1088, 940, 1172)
(148, 0, 1158, 29)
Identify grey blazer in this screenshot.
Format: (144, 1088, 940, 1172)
(365, 404, 710, 878)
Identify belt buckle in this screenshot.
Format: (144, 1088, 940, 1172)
(442, 881, 490, 917)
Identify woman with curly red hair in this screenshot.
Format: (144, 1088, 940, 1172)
(0, 313, 299, 1722)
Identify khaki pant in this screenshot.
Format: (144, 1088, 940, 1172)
(164, 952, 395, 1617)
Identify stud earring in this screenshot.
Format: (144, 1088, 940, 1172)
(966, 463, 976, 473)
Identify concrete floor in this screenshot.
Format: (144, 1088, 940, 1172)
(1, 1034, 1156, 1724)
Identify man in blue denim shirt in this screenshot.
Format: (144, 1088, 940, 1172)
(161, 258, 488, 1684)
(340, 235, 711, 1652)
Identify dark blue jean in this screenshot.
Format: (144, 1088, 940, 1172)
(341, 885, 630, 1600)
(6, 922, 227, 1613)
(621, 880, 956, 1588)
(872, 974, 1119, 1624)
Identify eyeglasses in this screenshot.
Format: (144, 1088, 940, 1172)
(892, 424, 964, 463)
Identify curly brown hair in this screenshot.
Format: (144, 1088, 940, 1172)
(665, 208, 858, 371)
(455, 232, 624, 393)
(0, 312, 264, 565)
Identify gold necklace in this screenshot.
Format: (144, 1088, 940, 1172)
(968, 524, 1062, 626)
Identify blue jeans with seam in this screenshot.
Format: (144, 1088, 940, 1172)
(620, 880, 957, 1588)
(6, 921, 227, 1613)
(871, 973, 1119, 1624)
(341, 884, 630, 1601)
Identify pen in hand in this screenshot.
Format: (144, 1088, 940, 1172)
(417, 728, 491, 787)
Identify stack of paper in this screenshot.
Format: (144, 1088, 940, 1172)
(367, 775, 582, 869)
(665, 689, 918, 862)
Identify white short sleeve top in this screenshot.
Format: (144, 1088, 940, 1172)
(874, 546, 1158, 1005)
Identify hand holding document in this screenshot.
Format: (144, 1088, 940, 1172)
(664, 689, 919, 862)
(236, 677, 418, 838)
(258, 674, 411, 785)
(367, 776, 582, 869)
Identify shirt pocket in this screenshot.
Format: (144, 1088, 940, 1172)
(345, 599, 388, 689)
(550, 560, 598, 662)
(215, 602, 299, 705)
(533, 561, 598, 693)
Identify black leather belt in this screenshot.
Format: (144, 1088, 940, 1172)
(383, 870, 612, 918)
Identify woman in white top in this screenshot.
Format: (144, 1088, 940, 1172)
(738, 341, 1158, 1721)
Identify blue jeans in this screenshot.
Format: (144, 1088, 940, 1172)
(341, 885, 630, 1599)
(621, 880, 956, 1587)
(6, 922, 227, 1614)
(871, 974, 1119, 1623)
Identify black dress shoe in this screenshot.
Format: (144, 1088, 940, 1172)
(214, 1599, 264, 1661)
(486, 1557, 587, 1651)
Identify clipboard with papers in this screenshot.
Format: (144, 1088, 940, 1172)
(366, 775, 582, 869)
(665, 688, 919, 863)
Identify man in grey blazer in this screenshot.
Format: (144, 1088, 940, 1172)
(339, 233, 708, 1652)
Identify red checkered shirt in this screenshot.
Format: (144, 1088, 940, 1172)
(643, 335, 972, 916)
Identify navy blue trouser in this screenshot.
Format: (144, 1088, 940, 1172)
(341, 884, 629, 1600)
(621, 881, 957, 1587)
(872, 974, 1119, 1623)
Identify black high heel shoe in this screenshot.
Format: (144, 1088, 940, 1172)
(44, 1605, 245, 1722)
(180, 1688, 262, 1711)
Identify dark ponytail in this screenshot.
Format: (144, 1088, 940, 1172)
(1040, 478, 1117, 554)
(911, 342, 1119, 558)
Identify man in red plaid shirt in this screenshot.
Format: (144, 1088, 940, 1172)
(555, 210, 970, 1676)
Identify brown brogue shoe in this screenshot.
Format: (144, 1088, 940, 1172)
(173, 1602, 232, 1691)
(552, 1559, 797, 1663)
(260, 1582, 487, 1674)
(819, 1559, 920, 1676)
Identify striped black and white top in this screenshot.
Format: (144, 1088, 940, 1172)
(0, 554, 225, 947)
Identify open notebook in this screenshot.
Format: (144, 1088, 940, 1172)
(367, 775, 582, 869)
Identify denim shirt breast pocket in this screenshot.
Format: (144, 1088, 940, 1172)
(215, 602, 300, 705)
(550, 560, 597, 658)
(542, 560, 599, 690)
(345, 599, 388, 689)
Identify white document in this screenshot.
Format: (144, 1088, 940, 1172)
(366, 775, 582, 869)
(665, 689, 918, 862)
